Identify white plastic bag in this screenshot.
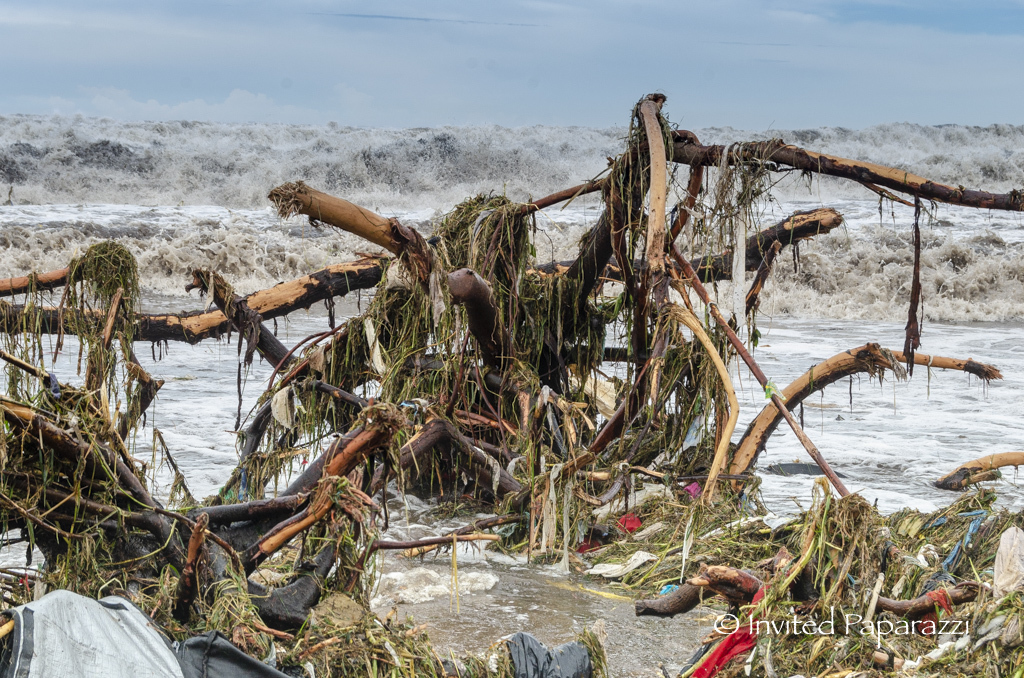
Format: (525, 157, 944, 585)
(994, 526, 1024, 598)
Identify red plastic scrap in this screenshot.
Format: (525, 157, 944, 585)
(617, 513, 641, 533)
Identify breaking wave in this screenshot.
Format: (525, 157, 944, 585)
(1, 115, 1023, 321)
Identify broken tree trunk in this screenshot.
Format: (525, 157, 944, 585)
(729, 343, 1003, 480)
(935, 452, 1024, 490)
(268, 182, 398, 252)
(691, 208, 843, 282)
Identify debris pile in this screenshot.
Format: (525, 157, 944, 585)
(0, 94, 1022, 676)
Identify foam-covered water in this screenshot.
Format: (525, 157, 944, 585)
(2, 116, 1023, 321)
(2, 116, 1024, 673)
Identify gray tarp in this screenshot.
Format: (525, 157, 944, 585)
(0, 591, 288, 678)
(507, 632, 592, 678)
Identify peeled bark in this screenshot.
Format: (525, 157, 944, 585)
(0, 257, 385, 343)
(0, 267, 69, 298)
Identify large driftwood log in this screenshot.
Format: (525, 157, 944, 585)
(0, 267, 70, 298)
(729, 344, 1003, 480)
(671, 136, 1024, 211)
(0, 257, 385, 343)
(935, 452, 1024, 490)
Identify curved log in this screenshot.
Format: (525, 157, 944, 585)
(448, 268, 512, 371)
(935, 452, 1024, 491)
(729, 344, 1004, 480)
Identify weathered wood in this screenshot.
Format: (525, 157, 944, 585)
(688, 565, 763, 603)
(935, 452, 1024, 491)
(246, 427, 389, 567)
(876, 583, 979, 620)
(269, 181, 398, 252)
(0, 257, 385, 343)
(671, 136, 1024, 211)
(745, 240, 782, 315)
(188, 269, 293, 368)
(692, 208, 843, 282)
(448, 268, 512, 371)
(730, 344, 1003, 480)
(173, 512, 209, 622)
(635, 583, 704, 617)
(0, 267, 69, 298)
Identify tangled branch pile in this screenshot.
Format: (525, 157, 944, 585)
(0, 93, 1021, 677)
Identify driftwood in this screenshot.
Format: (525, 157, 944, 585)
(671, 136, 1024, 211)
(876, 582, 980, 620)
(0, 267, 69, 298)
(448, 268, 512, 371)
(172, 512, 209, 622)
(730, 343, 1003, 480)
(688, 565, 764, 604)
(2, 93, 1017, 669)
(635, 583, 704, 617)
(935, 452, 1024, 490)
(188, 269, 292, 368)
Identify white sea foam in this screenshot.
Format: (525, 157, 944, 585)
(1, 116, 1023, 321)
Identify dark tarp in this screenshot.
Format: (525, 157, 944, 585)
(507, 632, 592, 678)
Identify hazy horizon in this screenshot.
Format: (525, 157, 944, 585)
(2, 1, 1023, 130)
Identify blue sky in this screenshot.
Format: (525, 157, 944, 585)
(1, 1, 1022, 128)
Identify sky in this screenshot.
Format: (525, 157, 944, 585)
(1, 0, 1023, 129)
